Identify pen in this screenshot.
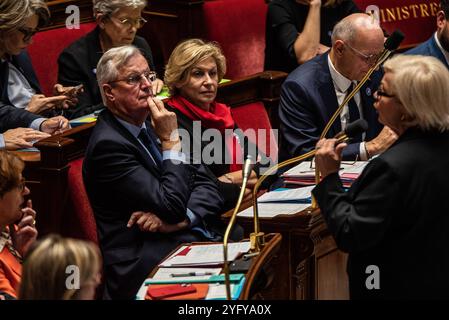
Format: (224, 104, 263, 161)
(170, 272, 214, 277)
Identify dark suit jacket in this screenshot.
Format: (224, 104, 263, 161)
(278, 52, 382, 162)
(405, 34, 449, 69)
(57, 26, 156, 119)
(83, 109, 235, 299)
(0, 51, 41, 132)
(313, 127, 449, 299)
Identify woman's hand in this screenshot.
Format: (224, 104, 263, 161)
(40, 116, 71, 135)
(3, 128, 50, 150)
(152, 78, 164, 95)
(11, 200, 37, 257)
(53, 84, 82, 110)
(314, 138, 347, 179)
(26, 94, 69, 114)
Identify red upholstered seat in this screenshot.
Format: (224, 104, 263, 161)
(62, 157, 98, 244)
(203, 0, 268, 80)
(354, 0, 437, 49)
(27, 22, 97, 96)
(231, 102, 278, 161)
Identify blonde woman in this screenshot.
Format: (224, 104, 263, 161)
(19, 234, 102, 300)
(265, 0, 360, 72)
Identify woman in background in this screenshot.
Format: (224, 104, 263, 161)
(265, 0, 359, 73)
(58, 0, 164, 119)
(0, 151, 37, 299)
(19, 234, 102, 300)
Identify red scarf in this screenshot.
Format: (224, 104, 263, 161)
(168, 96, 242, 171)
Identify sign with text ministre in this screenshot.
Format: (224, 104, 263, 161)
(355, 0, 438, 49)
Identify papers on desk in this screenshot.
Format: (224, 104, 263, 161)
(159, 242, 251, 267)
(282, 161, 368, 187)
(237, 186, 313, 218)
(238, 202, 311, 218)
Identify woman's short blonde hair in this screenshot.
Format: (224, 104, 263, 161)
(164, 39, 226, 96)
(383, 54, 449, 131)
(0, 0, 49, 35)
(93, 0, 147, 17)
(19, 234, 102, 300)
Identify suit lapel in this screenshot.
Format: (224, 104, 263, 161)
(316, 53, 341, 137)
(360, 72, 382, 140)
(428, 36, 449, 69)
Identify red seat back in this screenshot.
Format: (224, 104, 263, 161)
(203, 0, 268, 80)
(231, 102, 278, 161)
(354, 0, 437, 49)
(62, 157, 98, 244)
(27, 22, 97, 96)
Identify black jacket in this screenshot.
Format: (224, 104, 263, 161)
(313, 127, 449, 299)
(0, 51, 41, 132)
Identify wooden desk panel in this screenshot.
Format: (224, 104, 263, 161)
(236, 208, 349, 300)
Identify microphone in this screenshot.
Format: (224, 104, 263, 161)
(222, 136, 254, 300)
(249, 118, 369, 253)
(384, 30, 405, 53)
(334, 119, 369, 141)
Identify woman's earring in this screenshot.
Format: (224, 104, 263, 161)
(400, 114, 406, 121)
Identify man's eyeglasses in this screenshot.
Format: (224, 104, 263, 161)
(344, 42, 380, 65)
(109, 71, 157, 86)
(109, 16, 147, 29)
(18, 27, 39, 42)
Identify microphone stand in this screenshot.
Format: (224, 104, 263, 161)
(311, 33, 403, 208)
(223, 143, 253, 300)
(250, 131, 356, 253)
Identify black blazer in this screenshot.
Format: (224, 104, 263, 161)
(83, 109, 237, 299)
(279, 52, 382, 162)
(313, 127, 449, 299)
(57, 26, 156, 119)
(0, 51, 41, 132)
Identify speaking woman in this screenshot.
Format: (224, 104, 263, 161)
(313, 55, 449, 299)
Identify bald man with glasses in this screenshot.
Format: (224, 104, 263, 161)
(279, 13, 398, 162)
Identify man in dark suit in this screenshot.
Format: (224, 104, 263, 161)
(279, 13, 397, 162)
(83, 45, 239, 300)
(405, 0, 449, 69)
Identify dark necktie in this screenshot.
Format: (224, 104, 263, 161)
(346, 83, 363, 142)
(138, 128, 163, 168)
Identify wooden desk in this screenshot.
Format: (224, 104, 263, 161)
(146, 233, 282, 300)
(234, 206, 349, 300)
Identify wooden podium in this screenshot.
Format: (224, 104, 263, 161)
(146, 233, 282, 300)
(233, 207, 349, 300)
